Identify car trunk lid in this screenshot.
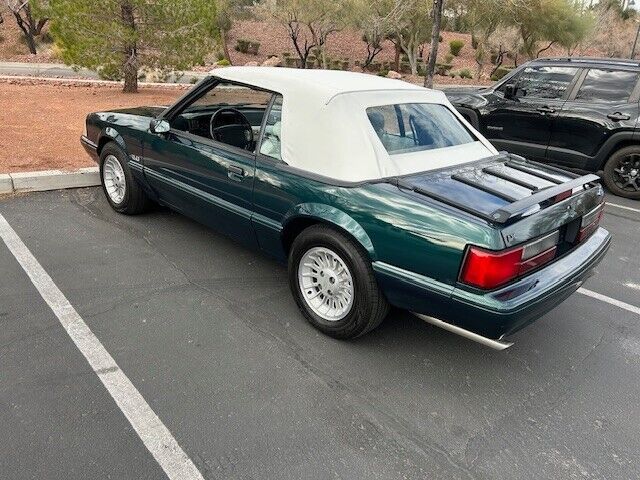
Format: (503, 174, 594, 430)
(393, 153, 605, 248)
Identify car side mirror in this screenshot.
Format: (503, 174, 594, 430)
(503, 83, 517, 100)
(150, 118, 170, 134)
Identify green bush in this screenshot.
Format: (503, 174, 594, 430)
(235, 39, 250, 53)
(435, 63, 453, 76)
(449, 39, 465, 56)
(458, 68, 473, 79)
(490, 66, 512, 81)
(247, 41, 260, 55)
(216, 59, 231, 66)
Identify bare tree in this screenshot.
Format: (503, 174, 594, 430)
(261, 0, 348, 69)
(5, 0, 49, 54)
(388, 0, 431, 75)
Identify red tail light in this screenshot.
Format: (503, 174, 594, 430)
(460, 230, 560, 289)
(577, 205, 603, 243)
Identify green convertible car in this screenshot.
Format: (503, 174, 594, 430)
(81, 67, 611, 350)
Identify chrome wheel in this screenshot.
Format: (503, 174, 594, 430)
(613, 153, 640, 193)
(298, 246, 354, 321)
(103, 155, 126, 204)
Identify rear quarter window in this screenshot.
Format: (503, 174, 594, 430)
(575, 69, 639, 103)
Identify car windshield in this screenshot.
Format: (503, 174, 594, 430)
(366, 103, 475, 155)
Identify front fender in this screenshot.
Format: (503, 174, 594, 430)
(283, 203, 377, 260)
(97, 126, 128, 154)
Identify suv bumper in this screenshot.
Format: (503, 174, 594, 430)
(374, 227, 611, 343)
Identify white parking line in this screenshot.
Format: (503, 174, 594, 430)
(606, 202, 640, 214)
(0, 214, 203, 480)
(578, 288, 640, 316)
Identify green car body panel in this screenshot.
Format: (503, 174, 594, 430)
(81, 103, 611, 342)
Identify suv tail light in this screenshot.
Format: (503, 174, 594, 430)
(460, 230, 560, 290)
(577, 204, 603, 242)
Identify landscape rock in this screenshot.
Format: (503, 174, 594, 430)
(386, 70, 402, 79)
(244, 61, 259, 67)
(261, 56, 282, 67)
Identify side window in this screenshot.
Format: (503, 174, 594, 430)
(259, 95, 283, 161)
(171, 82, 272, 151)
(515, 66, 578, 100)
(575, 69, 639, 103)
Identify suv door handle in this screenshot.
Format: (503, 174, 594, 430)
(227, 164, 245, 181)
(607, 112, 630, 121)
(536, 106, 556, 114)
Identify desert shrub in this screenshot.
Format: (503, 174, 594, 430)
(235, 39, 250, 53)
(216, 59, 231, 66)
(458, 68, 473, 79)
(444, 53, 454, 64)
(449, 39, 465, 56)
(190, 77, 199, 84)
(247, 41, 260, 55)
(490, 66, 512, 81)
(378, 70, 389, 77)
(435, 63, 453, 76)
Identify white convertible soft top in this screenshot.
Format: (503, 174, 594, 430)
(211, 67, 497, 182)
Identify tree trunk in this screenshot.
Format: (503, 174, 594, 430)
(394, 43, 401, 72)
(221, 28, 232, 64)
(424, 0, 444, 88)
(121, 1, 138, 93)
(13, 11, 37, 55)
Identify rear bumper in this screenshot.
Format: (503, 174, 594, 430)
(374, 227, 611, 341)
(80, 135, 100, 163)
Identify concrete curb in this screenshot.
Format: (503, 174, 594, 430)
(1, 167, 100, 195)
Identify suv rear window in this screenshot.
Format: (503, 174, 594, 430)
(575, 69, 639, 103)
(366, 103, 475, 155)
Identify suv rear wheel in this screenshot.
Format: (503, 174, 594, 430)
(603, 146, 640, 200)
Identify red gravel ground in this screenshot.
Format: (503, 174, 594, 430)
(0, 80, 184, 173)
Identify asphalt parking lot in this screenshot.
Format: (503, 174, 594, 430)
(1, 187, 639, 480)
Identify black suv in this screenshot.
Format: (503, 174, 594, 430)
(445, 57, 640, 199)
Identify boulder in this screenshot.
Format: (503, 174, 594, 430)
(386, 70, 402, 79)
(262, 56, 282, 67)
(244, 61, 259, 67)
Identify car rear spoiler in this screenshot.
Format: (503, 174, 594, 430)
(489, 173, 601, 223)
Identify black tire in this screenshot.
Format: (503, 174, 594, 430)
(99, 142, 151, 214)
(602, 146, 640, 200)
(288, 224, 389, 339)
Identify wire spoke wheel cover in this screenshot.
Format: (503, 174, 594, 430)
(103, 154, 127, 204)
(298, 246, 354, 321)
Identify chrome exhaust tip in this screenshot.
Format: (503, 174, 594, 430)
(412, 313, 513, 351)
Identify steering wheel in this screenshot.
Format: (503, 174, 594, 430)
(209, 107, 254, 150)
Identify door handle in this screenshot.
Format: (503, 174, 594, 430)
(536, 106, 556, 114)
(227, 164, 245, 175)
(607, 112, 630, 121)
(227, 164, 245, 181)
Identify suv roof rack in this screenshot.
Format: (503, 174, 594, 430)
(535, 57, 640, 67)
